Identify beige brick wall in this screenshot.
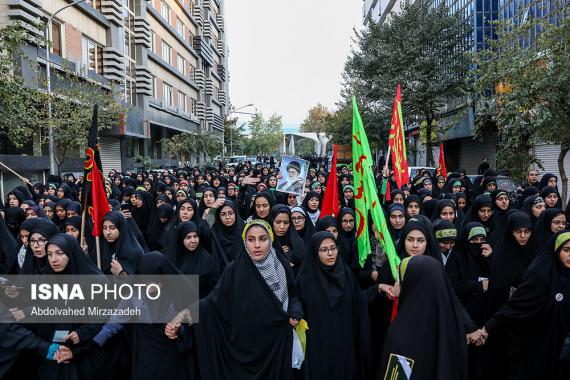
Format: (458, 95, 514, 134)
(65, 24, 83, 62)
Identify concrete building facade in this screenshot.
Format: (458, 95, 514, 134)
(0, 0, 228, 182)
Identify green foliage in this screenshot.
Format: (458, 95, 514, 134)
(0, 23, 126, 173)
(224, 115, 247, 155)
(343, 0, 471, 163)
(243, 112, 283, 155)
(162, 130, 223, 160)
(0, 23, 44, 146)
(299, 103, 332, 133)
(472, 11, 570, 185)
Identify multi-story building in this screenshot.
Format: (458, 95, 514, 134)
(0, 0, 228, 191)
(362, 0, 499, 172)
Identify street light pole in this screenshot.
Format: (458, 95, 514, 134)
(226, 103, 254, 157)
(45, 0, 86, 175)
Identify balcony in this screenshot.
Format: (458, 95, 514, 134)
(193, 36, 215, 66)
(216, 14, 224, 30)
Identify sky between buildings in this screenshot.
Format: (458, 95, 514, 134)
(225, 0, 363, 133)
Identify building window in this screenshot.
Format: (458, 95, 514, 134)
(160, 0, 170, 22)
(150, 30, 156, 53)
(81, 36, 103, 75)
(177, 54, 186, 75)
(176, 17, 184, 36)
(189, 64, 196, 80)
(191, 98, 197, 114)
(151, 75, 157, 99)
(86, 0, 101, 10)
(178, 92, 187, 112)
(51, 21, 62, 56)
(161, 41, 171, 64)
(163, 82, 173, 106)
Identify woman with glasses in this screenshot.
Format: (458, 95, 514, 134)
(210, 200, 244, 273)
(20, 220, 59, 274)
(337, 208, 357, 267)
(290, 206, 315, 246)
(297, 231, 372, 380)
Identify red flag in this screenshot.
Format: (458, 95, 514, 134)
(82, 105, 109, 237)
(436, 143, 448, 178)
(320, 144, 339, 218)
(388, 85, 409, 188)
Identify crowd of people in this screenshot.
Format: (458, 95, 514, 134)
(0, 159, 569, 379)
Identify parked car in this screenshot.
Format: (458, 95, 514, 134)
(408, 167, 436, 178)
(226, 155, 247, 168)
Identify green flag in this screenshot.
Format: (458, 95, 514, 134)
(352, 97, 401, 280)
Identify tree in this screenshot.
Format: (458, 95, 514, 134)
(472, 13, 570, 201)
(343, 0, 471, 165)
(163, 130, 223, 162)
(0, 24, 45, 146)
(243, 112, 283, 155)
(0, 23, 126, 173)
(224, 115, 247, 156)
(299, 103, 332, 133)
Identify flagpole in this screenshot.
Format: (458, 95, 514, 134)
(0, 161, 25, 181)
(95, 236, 101, 269)
(80, 207, 88, 256)
(384, 145, 391, 173)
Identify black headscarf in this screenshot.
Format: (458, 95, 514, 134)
(521, 194, 544, 228)
(291, 206, 315, 246)
(4, 207, 25, 239)
(20, 219, 59, 274)
(198, 187, 217, 218)
(380, 255, 468, 380)
(337, 207, 357, 267)
(0, 214, 19, 274)
(191, 221, 302, 379)
(45, 233, 101, 274)
(316, 215, 337, 232)
(146, 204, 177, 251)
(248, 191, 275, 222)
(296, 231, 372, 379)
(537, 173, 558, 191)
(100, 211, 143, 274)
(175, 199, 212, 253)
(483, 231, 570, 379)
(396, 219, 442, 263)
(302, 191, 321, 225)
(269, 205, 305, 270)
(169, 221, 218, 298)
(404, 194, 422, 218)
(540, 186, 563, 209)
(210, 200, 245, 273)
(533, 208, 565, 252)
(487, 211, 535, 315)
(64, 215, 83, 235)
(66, 201, 82, 215)
(131, 190, 156, 238)
(387, 203, 406, 244)
(463, 194, 495, 233)
(446, 222, 491, 325)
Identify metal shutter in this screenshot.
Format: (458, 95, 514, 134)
(98, 137, 122, 175)
(460, 136, 497, 174)
(534, 144, 570, 201)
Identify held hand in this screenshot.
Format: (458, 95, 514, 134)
(80, 238, 88, 254)
(481, 243, 492, 257)
(165, 322, 182, 340)
(390, 282, 401, 298)
(56, 346, 73, 363)
(482, 279, 489, 292)
(282, 245, 290, 253)
(289, 318, 298, 328)
(371, 270, 379, 282)
(211, 198, 225, 209)
(5, 286, 19, 299)
(64, 331, 80, 345)
(9, 308, 25, 322)
(121, 210, 132, 219)
(110, 259, 123, 276)
(21, 177, 32, 185)
(276, 173, 283, 180)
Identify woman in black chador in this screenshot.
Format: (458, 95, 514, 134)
(166, 219, 303, 380)
(297, 231, 372, 380)
(482, 231, 570, 380)
(379, 255, 468, 380)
